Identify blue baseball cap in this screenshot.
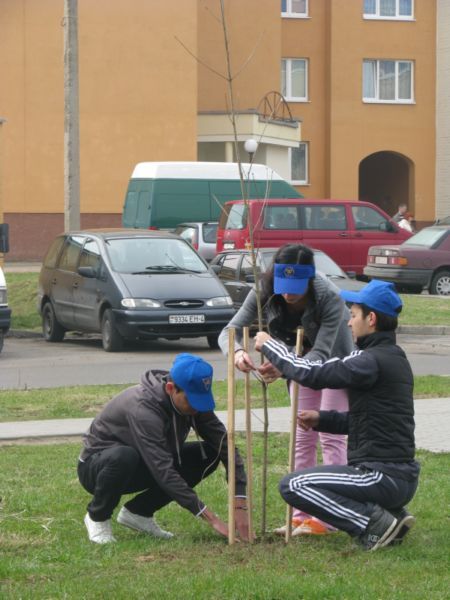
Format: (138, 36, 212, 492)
(169, 353, 215, 412)
(340, 280, 402, 317)
(274, 263, 316, 295)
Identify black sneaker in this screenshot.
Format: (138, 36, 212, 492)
(387, 508, 416, 546)
(359, 505, 398, 551)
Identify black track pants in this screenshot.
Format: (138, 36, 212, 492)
(279, 465, 418, 537)
(78, 442, 220, 521)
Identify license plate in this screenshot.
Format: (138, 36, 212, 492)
(169, 315, 205, 324)
(375, 256, 388, 264)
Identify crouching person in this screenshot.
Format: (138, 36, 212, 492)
(78, 353, 249, 544)
(255, 280, 419, 551)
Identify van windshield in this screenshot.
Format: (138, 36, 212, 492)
(105, 237, 208, 274)
(225, 204, 247, 230)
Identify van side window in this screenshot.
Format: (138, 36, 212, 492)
(352, 206, 388, 231)
(43, 237, 65, 268)
(264, 206, 299, 229)
(303, 205, 347, 230)
(79, 239, 102, 271)
(58, 236, 85, 272)
(226, 205, 247, 230)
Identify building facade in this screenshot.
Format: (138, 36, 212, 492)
(0, 0, 440, 259)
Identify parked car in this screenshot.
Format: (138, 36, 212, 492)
(435, 216, 450, 225)
(38, 229, 234, 351)
(0, 266, 11, 353)
(216, 198, 411, 276)
(210, 248, 364, 309)
(173, 222, 218, 262)
(364, 225, 450, 295)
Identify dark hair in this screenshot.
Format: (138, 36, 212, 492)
(261, 243, 315, 303)
(359, 304, 399, 332)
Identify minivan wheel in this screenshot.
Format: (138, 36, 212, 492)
(429, 270, 450, 296)
(42, 302, 65, 342)
(207, 334, 219, 349)
(101, 309, 124, 352)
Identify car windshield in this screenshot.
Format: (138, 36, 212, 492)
(105, 237, 208, 274)
(402, 227, 447, 248)
(314, 250, 347, 278)
(202, 223, 218, 243)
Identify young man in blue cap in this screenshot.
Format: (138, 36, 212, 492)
(254, 280, 419, 551)
(78, 354, 249, 544)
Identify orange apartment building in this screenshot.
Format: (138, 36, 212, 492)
(0, 0, 442, 259)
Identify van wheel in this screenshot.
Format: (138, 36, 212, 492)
(101, 309, 123, 352)
(207, 334, 219, 349)
(429, 270, 450, 296)
(42, 302, 65, 342)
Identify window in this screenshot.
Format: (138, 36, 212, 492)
(220, 254, 241, 281)
(364, 0, 413, 20)
(281, 58, 308, 101)
(43, 237, 65, 268)
(79, 239, 102, 271)
(290, 143, 308, 184)
(264, 206, 300, 230)
(58, 236, 84, 272)
(303, 205, 347, 230)
(363, 60, 413, 103)
(352, 206, 390, 231)
(281, 0, 308, 18)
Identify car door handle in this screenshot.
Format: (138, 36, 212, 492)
(51, 278, 57, 285)
(338, 232, 349, 237)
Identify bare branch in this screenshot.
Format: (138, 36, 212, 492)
(174, 35, 227, 81)
(232, 30, 265, 80)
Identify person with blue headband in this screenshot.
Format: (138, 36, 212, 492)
(254, 280, 419, 551)
(219, 243, 354, 536)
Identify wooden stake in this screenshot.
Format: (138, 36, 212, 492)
(285, 327, 304, 543)
(243, 326, 254, 542)
(227, 328, 236, 545)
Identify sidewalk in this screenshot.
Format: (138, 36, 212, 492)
(1, 398, 449, 452)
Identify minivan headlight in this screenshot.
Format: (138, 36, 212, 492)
(206, 296, 233, 307)
(121, 298, 161, 309)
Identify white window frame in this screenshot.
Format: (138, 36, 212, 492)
(281, 0, 309, 18)
(281, 58, 308, 102)
(290, 142, 309, 185)
(363, 59, 414, 104)
(363, 0, 414, 21)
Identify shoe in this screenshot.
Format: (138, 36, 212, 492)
(273, 517, 305, 536)
(117, 506, 174, 539)
(84, 513, 116, 544)
(358, 505, 399, 551)
(388, 508, 416, 546)
(292, 518, 333, 536)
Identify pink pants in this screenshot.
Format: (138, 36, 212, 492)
(291, 383, 349, 523)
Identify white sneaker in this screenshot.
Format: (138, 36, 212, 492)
(84, 513, 116, 544)
(117, 506, 174, 539)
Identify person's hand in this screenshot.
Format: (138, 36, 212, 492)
(257, 360, 282, 384)
(234, 497, 255, 542)
(200, 507, 228, 539)
(234, 349, 256, 373)
(254, 331, 272, 351)
(297, 410, 320, 431)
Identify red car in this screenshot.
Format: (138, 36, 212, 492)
(364, 225, 450, 295)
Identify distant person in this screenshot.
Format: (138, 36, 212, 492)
(392, 203, 408, 223)
(398, 212, 415, 233)
(219, 244, 354, 536)
(78, 354, 250, 544)
(254, 280, 419, 551)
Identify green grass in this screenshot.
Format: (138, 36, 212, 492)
(5, 272, 40, 330)
(0, 376, 448, 422)
(4, 272, 450, 332)
(0, 437, 448, 599)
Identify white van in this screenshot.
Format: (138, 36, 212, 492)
(122, 161, 301, 230)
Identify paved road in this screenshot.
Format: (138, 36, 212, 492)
(1, 333, 450, 390)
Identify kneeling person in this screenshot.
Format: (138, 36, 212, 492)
(78, 353, 249, 544)
(254, 280, 419, 551)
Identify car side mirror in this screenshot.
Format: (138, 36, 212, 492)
(346, 271, 357, 280)
(0, 223, 10, 253)
(210, 264, 221, 274)
(78, 266, 97, 279)
(245, 273, 255, 283)
(383, 221, 396, 233)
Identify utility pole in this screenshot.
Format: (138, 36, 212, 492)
(63, 0, 80, 231)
